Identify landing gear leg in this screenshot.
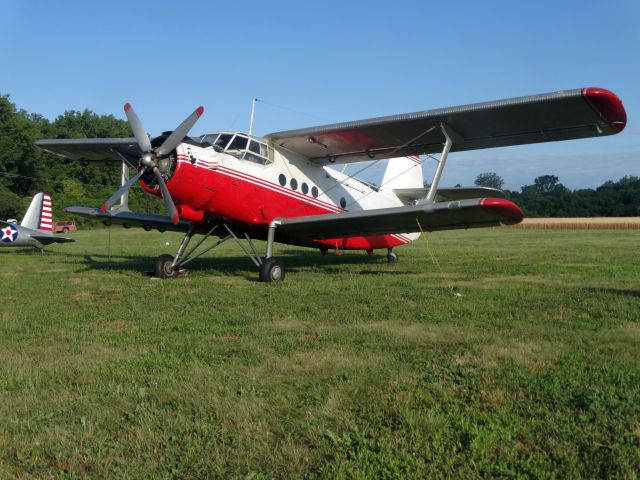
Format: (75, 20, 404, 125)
(259, 219, 285, 283)
(153, 221, 288, 282)
(387, 248, 398, 263)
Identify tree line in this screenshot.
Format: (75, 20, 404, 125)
(1, 93, 638, 222)
(0, 94, 161, 221)
(473, 172, 640, 217)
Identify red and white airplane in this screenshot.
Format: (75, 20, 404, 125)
(35, 88, 626, 281)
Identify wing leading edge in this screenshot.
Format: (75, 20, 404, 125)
(266, 88, 626, 164)
(278, 197, 523, 240)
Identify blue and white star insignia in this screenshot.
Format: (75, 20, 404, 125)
(1, 225, 18, 243)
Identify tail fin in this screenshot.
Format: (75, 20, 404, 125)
(380, 156, 423, 192)
(20, 193, 53, 231)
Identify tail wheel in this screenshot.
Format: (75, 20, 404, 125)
(387, 252, 398, 263)
(259, 258, 285, 283)
(155, 254, 177, 279)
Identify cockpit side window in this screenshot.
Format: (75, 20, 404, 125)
(243, 140, 272, 165)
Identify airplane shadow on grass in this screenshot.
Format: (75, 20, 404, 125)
(35, 249, 410, 280)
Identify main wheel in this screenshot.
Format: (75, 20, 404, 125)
(259, 258, 285, 283)
(387, 252, 398, 263)
(155, 254, 177, 279)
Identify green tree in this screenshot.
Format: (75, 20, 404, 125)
(0, 186, 23, 219)
(474, 172, 504, 190)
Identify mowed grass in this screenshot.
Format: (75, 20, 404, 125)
(0, 227, 639, 479)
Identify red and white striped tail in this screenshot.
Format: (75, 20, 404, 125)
(39, 193, 53, 231)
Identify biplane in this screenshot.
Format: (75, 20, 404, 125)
(35, 88, 626, 281)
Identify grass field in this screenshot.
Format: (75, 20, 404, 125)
(1, 227, 639, 479)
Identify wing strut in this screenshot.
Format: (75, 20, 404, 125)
(109, 150, 136, 212)
(424, 123, 453, 204)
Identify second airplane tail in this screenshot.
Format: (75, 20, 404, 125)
(20, 192, 53, 232)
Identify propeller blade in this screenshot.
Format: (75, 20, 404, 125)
(156, 106, 204, 157)
(152, 167, 179, 225)
(124, 103, 152, 153)
(100, 169, 144, 212)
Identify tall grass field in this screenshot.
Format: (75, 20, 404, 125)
(1, 227, 639, 478)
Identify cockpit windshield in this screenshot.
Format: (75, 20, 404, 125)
(198, 132, 272, 165)
(213, 133, 233, 150)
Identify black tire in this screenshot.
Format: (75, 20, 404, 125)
(155, 254, 177, 279)
(387, 252, 398, 263)
(259, 258, 285, 283)
(62, 227, 69, 233)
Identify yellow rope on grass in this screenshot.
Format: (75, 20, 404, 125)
(415, 217, 461, 297)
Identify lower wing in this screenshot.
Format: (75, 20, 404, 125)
(278, 198, 523, 239)
(65, 207, 190, 232)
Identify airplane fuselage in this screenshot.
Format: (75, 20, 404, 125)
(0, 224, 51, 248)
(141, 134, 417, 251)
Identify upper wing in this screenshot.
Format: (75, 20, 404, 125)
(278, 197, 523, 239)
(34, 138, 140, 166)
(65, 207, 190, 232)
(265, 88, 626, 164)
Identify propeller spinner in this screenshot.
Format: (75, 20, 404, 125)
(100, 104, 204, 225)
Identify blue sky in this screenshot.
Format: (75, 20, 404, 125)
(1, 0, 638, 190)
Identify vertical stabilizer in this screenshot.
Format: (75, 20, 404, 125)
(380, 156, 423, 192)
(20, 192, 53, 231)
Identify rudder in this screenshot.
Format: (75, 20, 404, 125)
(20, 193, 53, 231)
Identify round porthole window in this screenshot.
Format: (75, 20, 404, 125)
(340, 197, 347, 208)
(290, 178, 298, 190)
(311, 186, 319, 198)
(278, 174, 286, 186)
(301, 183, 309, 194)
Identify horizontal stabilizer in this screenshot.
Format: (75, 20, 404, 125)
(393, 186, 506, 203)
(31, 235, 75, 245)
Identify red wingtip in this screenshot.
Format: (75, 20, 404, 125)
(582, 88, 627, 133)
(196, 106, 204, 117)
(100, 203, 109, 213)
(124, 103, 132, 112)
(479, 198, 524, 225)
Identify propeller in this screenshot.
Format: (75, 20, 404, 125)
(101, 104, 204, 225)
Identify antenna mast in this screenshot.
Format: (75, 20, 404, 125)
(249, 98, 260, 135)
